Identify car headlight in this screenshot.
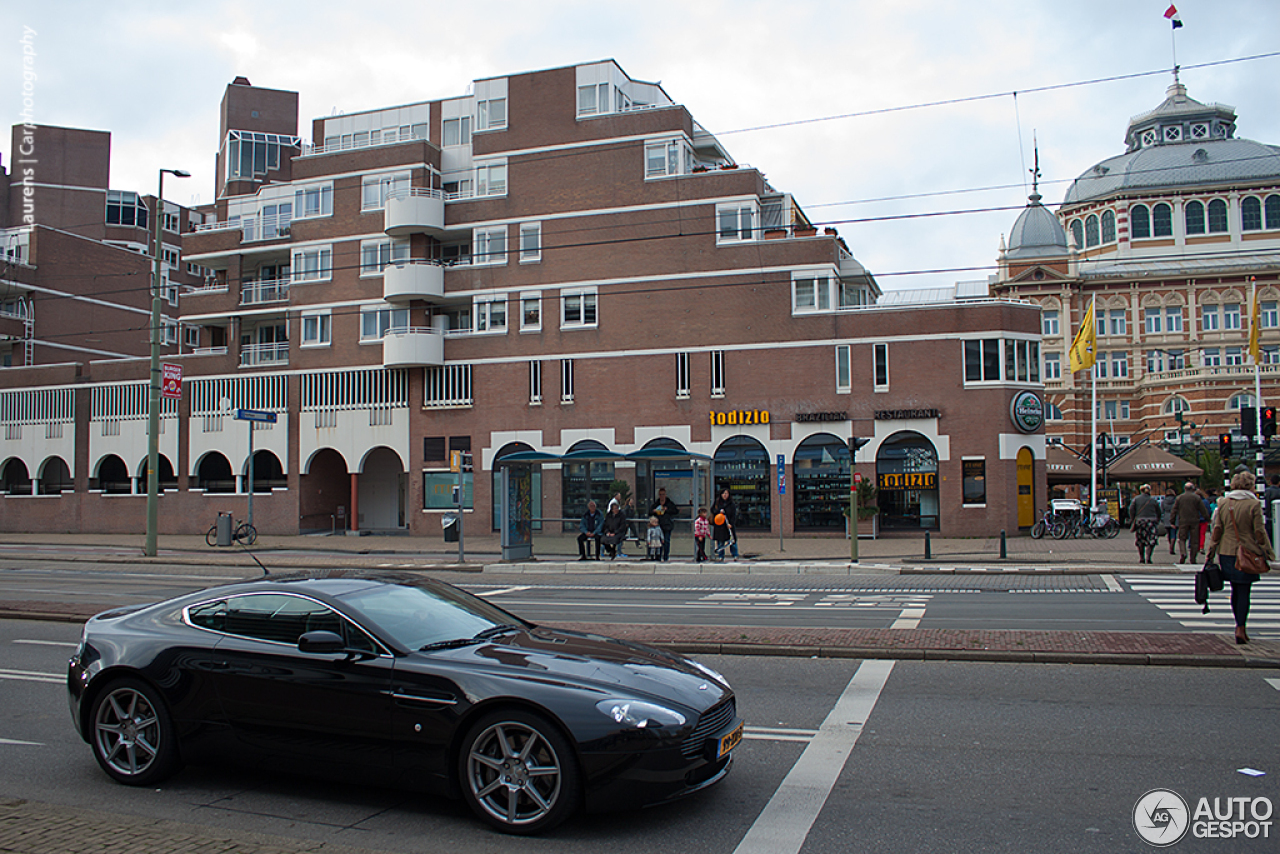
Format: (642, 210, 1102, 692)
(596, 699, 687, 729)
(687, 658, 728, 687)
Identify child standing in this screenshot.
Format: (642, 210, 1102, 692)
(646, 516, 665, 561)
(693, 507, 710, 562)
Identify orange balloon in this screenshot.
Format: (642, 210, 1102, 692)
(714, 513, 726, 526)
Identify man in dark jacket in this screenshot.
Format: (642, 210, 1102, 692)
(577, 500, 603, 560)
(600, 503, 629, 559)
(1264, 475, 1280, 536)
(1173, 481, 1209, 564)
(649, 487, 679, 561)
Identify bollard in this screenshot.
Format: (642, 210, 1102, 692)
(924, 530, 931, 559)
(1000, 529, 1007, 559)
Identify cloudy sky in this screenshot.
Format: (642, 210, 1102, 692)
(7, 0, 1279, 291)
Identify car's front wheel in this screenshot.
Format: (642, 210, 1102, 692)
(459, 709, 580, 834)
(90, 678, 182, 786)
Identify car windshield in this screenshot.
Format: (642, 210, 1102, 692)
(336, 580, 528, 651)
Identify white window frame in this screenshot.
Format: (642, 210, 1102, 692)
(577, 83, 610, 116)
(1201, 304, 1219, 332)
(792, 275, 832, 314)
(1201, 347, 1221, 368)
(676, 352, 691, 398)
(359, 238, 410, 276)
(519, 292, 541, 332)
(560, 288, 598, 329)
(361, 172, 410, 211)
(836, 344, 852, 393)
(716, 202, 757, 243)
(1225, 346, 1244, 366)
(1110, 351, 1129, 379)
(874, 343, 889, 390)
(1144, 308, 1162, 335)
(476, 97, 507, 131)
(476, 162, 508, 197)
(301, 311, 332, 348)
(1042, 310, 1059, 336)
(442, 116, 471, 147)
(1043, 351, 1062, 380)
(293, 183, 333, 219)
(561, 359, 574, 404)
(710, 351, 726, 397)
(474, 296, 508, 334)
(1165, 306, 1184, 333)
(1263, 301, 1279, 329)
(1107, 309, 1126, 337)
(291, 246, 332, 282)
(359, 306, 409, 342)
(473, 226, 508, 266)
(1223, 303, 1242, 331)
(519, 222, 541, 263)
(424, 364, 473, 407)
(529, 360, 542, 404)
(644, 139, 689, 179)
(183, 325, 200, 349)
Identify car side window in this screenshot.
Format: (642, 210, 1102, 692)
(188, 593, 378, 653)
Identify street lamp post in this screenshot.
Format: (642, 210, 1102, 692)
(145, 168, 190, 557)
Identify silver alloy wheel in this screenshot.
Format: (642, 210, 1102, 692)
(94, 685, 162, 778)
(465, 720, 563, 827)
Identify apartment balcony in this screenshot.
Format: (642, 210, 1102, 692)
(385, 189, 445, 238)
(240, 278, 290, 306)
(383, 262, 445, 302)
(240, 342, 289, 368)
(382, 326, 444, 367)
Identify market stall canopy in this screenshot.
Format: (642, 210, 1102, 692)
(1046, 445, 1090, 482)
(1106, 444, 1204, 481)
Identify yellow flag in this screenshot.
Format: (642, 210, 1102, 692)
(1248, 285, 1261, 364)
(1068, 299, 1096, 373)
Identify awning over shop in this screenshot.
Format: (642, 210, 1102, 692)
(1106, 443, 1204, 482)
(1046, 445, 1090, 482)
(496, 448, 713, 465)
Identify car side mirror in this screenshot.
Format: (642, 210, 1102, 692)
(298, 630, 345, 654)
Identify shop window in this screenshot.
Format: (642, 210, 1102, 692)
(560, 440, 613, 531)
(793, 435, 850, 530)
(962, 458, 986, 506)
(875, 432, 939, 531)
(712, 436, 770, 530)
(424, 471, 472, 510)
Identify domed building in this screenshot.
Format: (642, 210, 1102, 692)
(993, 78, 1280, 472)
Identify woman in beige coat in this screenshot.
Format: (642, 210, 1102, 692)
(1207, 470, 1275, 645)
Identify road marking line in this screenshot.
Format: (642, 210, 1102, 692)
(475, 586, 532, 597)
(1265, 678, 1280, 692)
(0, 738, 43, 746)
(1102, 574, 1124, 593)
(0, 668, 63, 684)
(13, 639, 77, 647)
(733, 660, 894, 854)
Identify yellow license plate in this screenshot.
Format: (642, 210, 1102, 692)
(718, 722, 744, 758)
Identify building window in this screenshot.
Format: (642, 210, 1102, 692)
(519, 222, 541, 262)
(717, 203, 756, 242)
(520, 293, 541, 332)
(1225, 347, 1244, 366)
(962, 459, 986, 506)
(291, 247, 332, 282)
(529, 360, 542, 404)
(577, 83, 610, 116)
(1153, 203, 1173, 237)
(473, 226, 508, 265)
(1267, 195, 1280, 230)
(1110, 352, 1129, 378)
(360, 306, 408, 341)
(645, 139, 689, 178)
(1094, 355, 1109, 380)
(793, 276, 831, 312)
(1144, 307, 1162, 334)
(710, 350, 726, 396)
(183, 325, 201, 349)
(476, 97, 506, 131)
(561, 289, 598, 328)
(839, 281, 864, 308)
(1185, 200, 1206, 235)
(1131, 204, 1150, 239)
(873, 343, 889, 389)
(1262, 301, 1278, 329)
(301, 312, 331, 347)
(224, 130, 295, 180)
(1146, 349, 1164, 373)
(676, 353, 691, 398)
(1201, 304, 1219, 332)
(1167, 349, 1185, 370)
(1263, 346, 1280, 365)
(1070, 220, 1084, 249)
(424, 364, 472, 407)
(964, 339, 1000, 382)
(294, 183, 333, 218)
(359, 238, 409, 275)
(1041, 309, 1059, 336)
(1207, 199, 1228, 233)
(1099, 400, 1131, 421)
(1165, 306, 1183, 332)
(162, 319, 179, 345)
(1085, 214, 1099, 248)
(442, 116, 471, 147)
(474, 297, 507, 333)
(1046, 403, 1064, 420)
(560, 359, 574, 403)
(106, 191, 148, 228)
(361, 172, 410, 210)
(1163, 397, 1190, 415)
(1107, 309, 1126, 337)
(836, 345, 851, 392)
(1202, 348, 1221, 367)
(1044, 352, 1062, 380)
(1101, 210, 1116, 243)
(1243, 197, 1263, 231)
(476, 162, 508, 196)
(1224, 303, 1242, 331)
(1230, 394, 1256, 411)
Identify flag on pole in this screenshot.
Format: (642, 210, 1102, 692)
(1249, 280, 1262, 364)
(1164, 5, 1183, 28)
(1069, 299, 1097, 373)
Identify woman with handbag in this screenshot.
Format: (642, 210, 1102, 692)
(1129, 484, 1162, 564)
(1206, 470, 1275, 645)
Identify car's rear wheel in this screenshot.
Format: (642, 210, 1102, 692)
(459, 709, 580, 835)
(90, 678, 182, 786)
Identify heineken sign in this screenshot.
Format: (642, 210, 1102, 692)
(1010, 391, 1044, 434)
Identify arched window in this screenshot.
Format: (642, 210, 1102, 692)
(1162, 397, 1190, 415)
(1085, 214, 1100, 247)
(1130, 204, 1150, 239)
(1229, 393, 1257, 410)
(1266, 195, 1280, 230)
(793, 434, 850, 530)
(1046, 403, 1064, 421)
(490, 442, 542, 533)
(1207, 199, 1228, 233)
(1153, 203, 1173, 236)
(1101, 210, 1116, 243)
(1070, 220, 1084, 249)
(1242, 196, 1262, 231)
(1185, 200, 1206, 235)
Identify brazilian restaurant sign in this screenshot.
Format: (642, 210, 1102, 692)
(709, 409, 770, 426)
(1009, 390, 1044, 434)
(874, 409, 941, 420)
(878, 472, 938, 490)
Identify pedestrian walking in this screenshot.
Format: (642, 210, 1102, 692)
(1173, 481, 1209, 564)
(1206, 470, 1275, 645)
(1128, 484, 1162, 564)
(1160, 487, 1178, 554)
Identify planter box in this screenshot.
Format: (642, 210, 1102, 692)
(795, 227, 818, 237)
(763, 229, 786, 239)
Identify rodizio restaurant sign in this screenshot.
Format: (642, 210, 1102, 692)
(878, 471, 938, 490)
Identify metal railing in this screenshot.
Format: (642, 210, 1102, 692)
(239, 343, 289, 368)
(240, 278, 290, 306)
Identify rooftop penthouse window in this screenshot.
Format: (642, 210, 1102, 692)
(224, 130, 301, 182)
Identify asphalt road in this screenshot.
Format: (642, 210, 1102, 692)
(3, 618, 1277, 853)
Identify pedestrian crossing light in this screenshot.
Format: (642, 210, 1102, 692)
(1220, 433, 1232, 458)
(1263, 407, 1277, 439)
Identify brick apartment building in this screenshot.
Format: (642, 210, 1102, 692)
(992, 79, 1280, 479)
(1, 61, 1045, 541)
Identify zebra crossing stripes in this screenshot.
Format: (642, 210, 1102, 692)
(1124, 575, 1280, 639)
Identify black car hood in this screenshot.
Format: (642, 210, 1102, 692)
(419, 627, 727, 712)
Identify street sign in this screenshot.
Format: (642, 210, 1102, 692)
(161, 363, 183, 399)
(235, 408, 277, 424)
(777, 454, 785, 495)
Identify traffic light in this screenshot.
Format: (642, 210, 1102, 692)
(1241, 406, 1257, 438)
(1220, 433, 1233, 458)
(1263, 406, 1277, 439)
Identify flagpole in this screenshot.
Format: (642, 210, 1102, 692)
(1089, 296, 1098, 512)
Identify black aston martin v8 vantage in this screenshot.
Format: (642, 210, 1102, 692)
(67, 571, 742, 834)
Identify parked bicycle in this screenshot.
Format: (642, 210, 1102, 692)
(1051, 504, 1120, 539)
(205, 516, 258, 547)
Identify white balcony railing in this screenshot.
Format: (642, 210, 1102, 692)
(240, 342, 289, 368)
(194, 213, 291, 242)
(385, 189, 446, 238)
(382, 326, 444, 367)
(240, 278, 290, 306)
(383, 262, 445, 301)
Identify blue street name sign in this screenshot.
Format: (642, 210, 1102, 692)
(235, 408, 278, 424)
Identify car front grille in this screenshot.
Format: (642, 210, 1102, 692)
(681, 697, 736, 759)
